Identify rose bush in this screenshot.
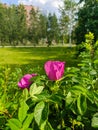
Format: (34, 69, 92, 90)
(0, 32, 98, 130)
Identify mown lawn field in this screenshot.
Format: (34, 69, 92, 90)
(0, 47, 78, 74)
(0, 47, 77, 64)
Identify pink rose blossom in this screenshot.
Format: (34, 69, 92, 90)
(18, 74, 37, 89)
(44, 60, 65, 81)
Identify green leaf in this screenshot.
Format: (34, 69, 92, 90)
(86, 91, 94, 103)
(8, 118, 22, 130)
(44, 121, 54, 130)
(40, 120, 54, 130)
(94, 91, 98, 101)
(40, 120, 47, 130)
(34, 101, 45, 126)
(66, 92, 74, 107)
(49, 94, 63, 104)
(64, 73, 76, 78)
(90, 70, 97, 75)
(42, 102, 49, 121)
(30, 83, 44, 97)
(18, 101, 29, 123)
(70, 85, 87, 95)
(77, 94, 87, 115)
(24, 129, 32, 130)
(23, 113, 34, 129)
(23, 88, 29, 100)
(66, 128, 71, 130)
(92, 113, 98, 128)
(36, 91, 50, 101)
(70, 101, 79, 115)
(94, 60, 98, 64)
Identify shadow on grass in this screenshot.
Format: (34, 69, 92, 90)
(0, 47, 78, 70)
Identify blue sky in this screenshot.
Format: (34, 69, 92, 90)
(1, 0, 18, 5)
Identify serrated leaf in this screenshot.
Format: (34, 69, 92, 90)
(18, 101, 29, 123)
(8, 118, 22, 130)
(23, 113, 34, 129)
(30, 83, 44, 97)
(34, 101, 45, 126)
(77, 94, 87, 115)
(92, 113, 98, 128)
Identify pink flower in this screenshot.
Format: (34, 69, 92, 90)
(44, 61, 65, 81)
(18, 74, 37, 89)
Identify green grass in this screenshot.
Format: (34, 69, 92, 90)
(0, 47, 78, 74)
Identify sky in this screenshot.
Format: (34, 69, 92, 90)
(1, 0, 79, 16)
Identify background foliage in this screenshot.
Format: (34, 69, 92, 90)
(75, 0, 98, 44)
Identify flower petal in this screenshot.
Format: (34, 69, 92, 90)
(44, 60, 65, 81)
(18, 73, 37, 89)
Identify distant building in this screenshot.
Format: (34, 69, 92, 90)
(2, 3, 9, 8)
(24, 5, 34, 21)
(23, 5, 38, 26)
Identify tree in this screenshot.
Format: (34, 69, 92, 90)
(0, 4, 27, 46)
(50, 13, 60, 43)
(38, 14, 47, 40)
(75, 0, 98, 45)
(0, 3, 9, 45)
(28, 8, 41, 45)
(59, 0, 77, 45)
(6, 5, 20, 45)
(46, 13, 59, 46)
(15, 4, 27, 45)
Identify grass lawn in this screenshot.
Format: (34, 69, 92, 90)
(0, 46, 77, 64)
(0, 47, 78, 74)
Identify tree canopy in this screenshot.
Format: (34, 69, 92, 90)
(75, 0, 98, 44)
(0, 3, 60, 46)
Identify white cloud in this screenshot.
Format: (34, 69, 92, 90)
(18, 0, 79, 17)
(51, 0, 63, 8)
(18, 0, 28, 5)
(37, 0, 46, 4)
(18, 0, 64, 16)
(18, 0, 46, 6)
